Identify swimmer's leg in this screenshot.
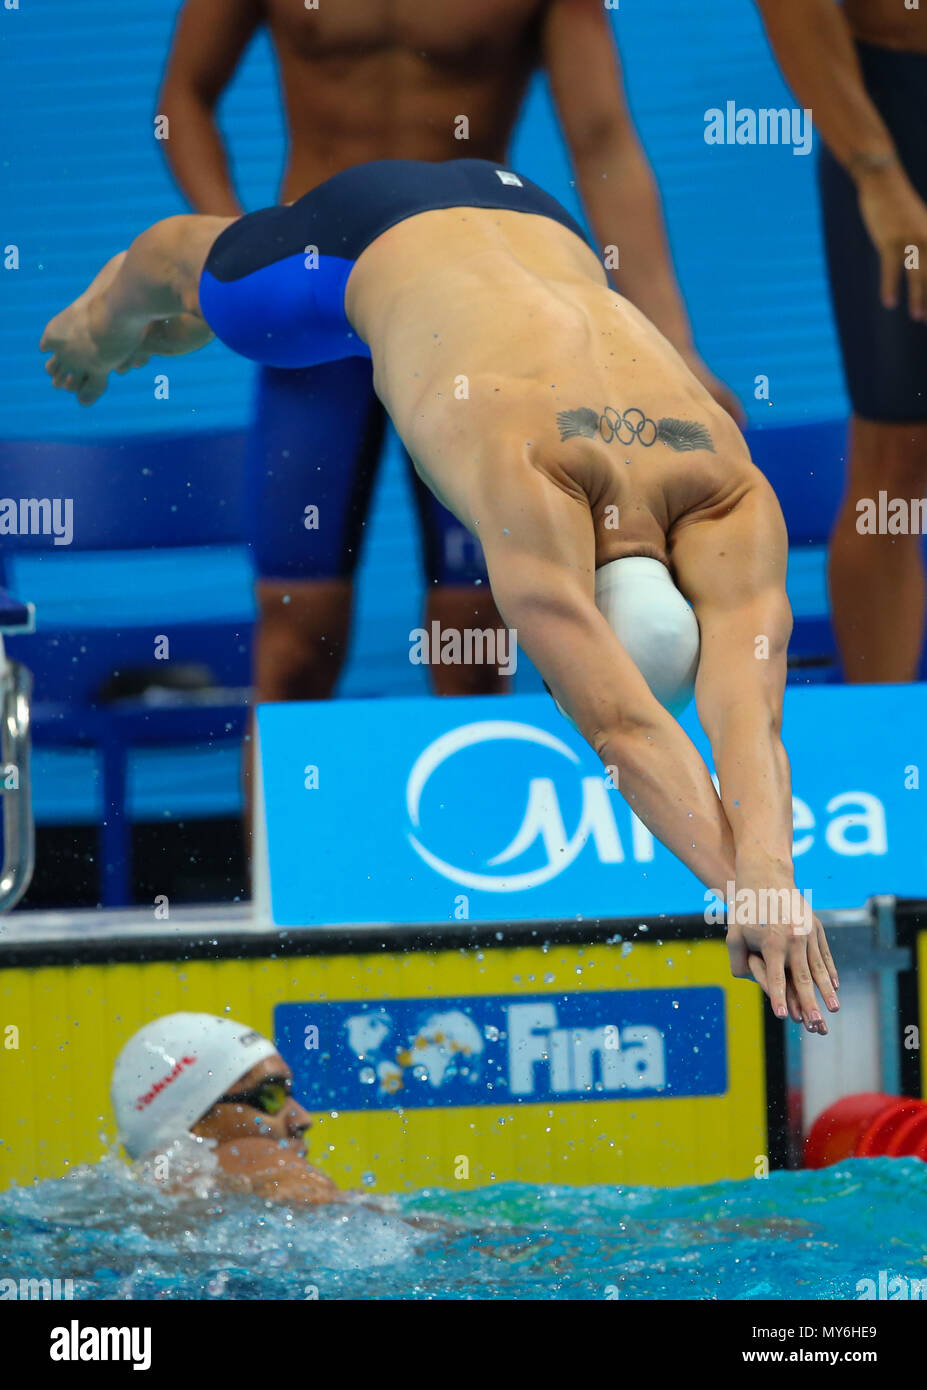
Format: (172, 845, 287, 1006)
(40, 214, 228, 405)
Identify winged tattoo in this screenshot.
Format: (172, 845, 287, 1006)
(556, 405, 715, 453)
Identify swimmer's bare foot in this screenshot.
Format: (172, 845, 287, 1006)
(40, 251, 146, 406)
(41, 302, 111, 405)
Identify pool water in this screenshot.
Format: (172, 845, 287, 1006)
(1, 1156, 925, 1300)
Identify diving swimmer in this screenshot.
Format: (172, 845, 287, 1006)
(40, 158, 839, 1032)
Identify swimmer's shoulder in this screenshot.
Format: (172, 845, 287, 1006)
(665, 408, 764, 530)
(213, 1138, 341, 1204)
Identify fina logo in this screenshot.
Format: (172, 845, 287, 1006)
(342, 1002, 666, 1099)
(405, 720, 654, 892)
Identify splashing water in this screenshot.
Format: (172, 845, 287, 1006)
(1, 1156, 925, 1300)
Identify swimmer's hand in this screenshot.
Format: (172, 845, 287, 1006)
(856, 163, 927, 321)
(726, 886, 839, 1034)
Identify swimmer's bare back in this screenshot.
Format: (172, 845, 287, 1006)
(346, 204, 754, 577)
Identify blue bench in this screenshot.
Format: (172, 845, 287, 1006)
(0, 432, 253, 905)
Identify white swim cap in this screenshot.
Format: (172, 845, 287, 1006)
(554, 556, 700, 724)
(111, 1012, 278, 1158)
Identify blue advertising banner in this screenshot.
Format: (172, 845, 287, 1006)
(275, 987, 726, 1110)
(258, 685, 927, 926)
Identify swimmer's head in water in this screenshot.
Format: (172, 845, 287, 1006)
(111, 1012, 277, 1158)
(551, 556, 700, 726)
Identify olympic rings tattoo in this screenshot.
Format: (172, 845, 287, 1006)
(556, 405, 714, 453)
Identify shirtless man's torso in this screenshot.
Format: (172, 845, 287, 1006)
(163, 0, 549, 207)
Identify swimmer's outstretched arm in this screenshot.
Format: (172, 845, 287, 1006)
(40, 213, 231, 405)
(474, 455, 836, 1030)
(670, 473, 839, 1028)
(475, 461, 741, 894)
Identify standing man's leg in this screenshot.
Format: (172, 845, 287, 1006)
(818, 47, 927, 682)
(248, 356, 386, 701)
(243, 356, 386, 834)
(829, 418, 927, 682)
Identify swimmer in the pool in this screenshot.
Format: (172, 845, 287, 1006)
(112, 1013, 340, 1204)
(41, 158, 839, 1030)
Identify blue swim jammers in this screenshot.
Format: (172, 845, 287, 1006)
(198, 158, 590, 370)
